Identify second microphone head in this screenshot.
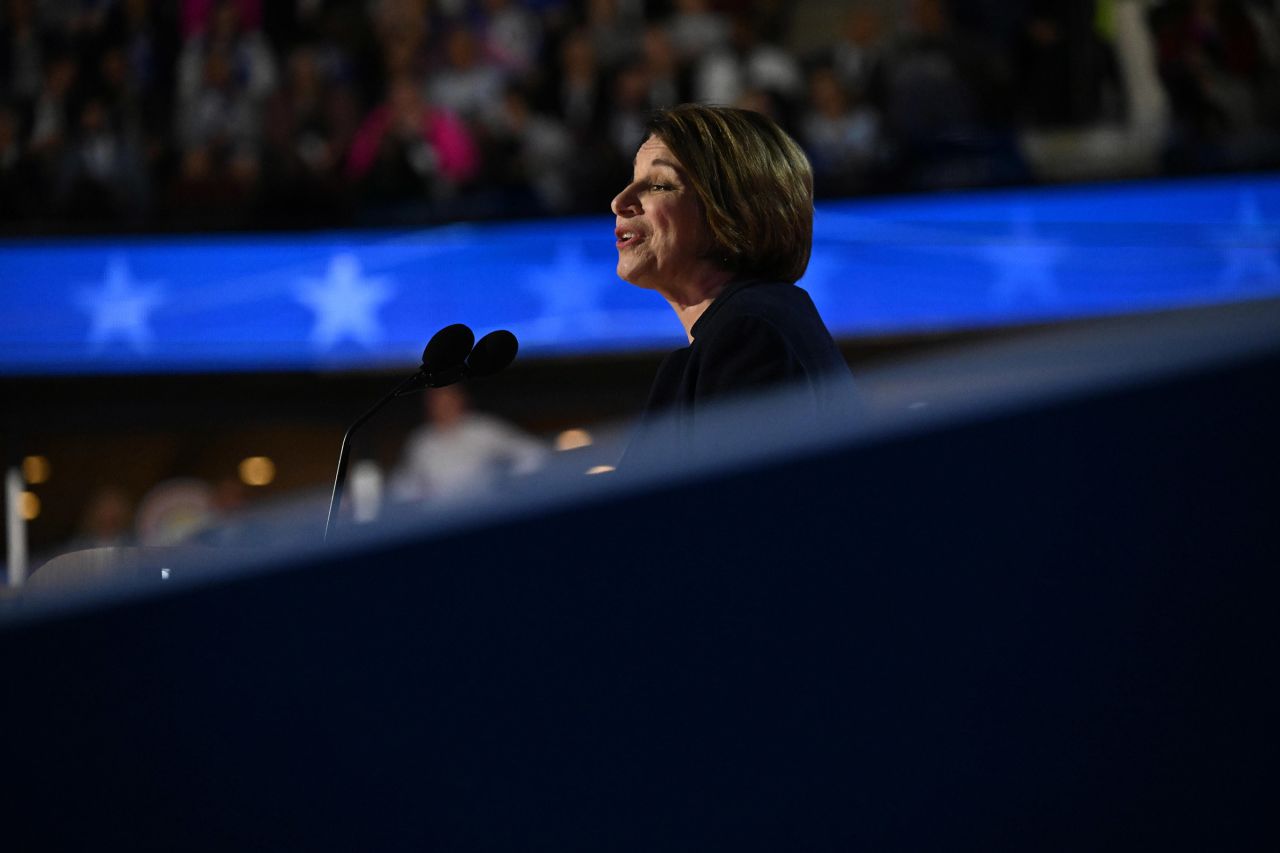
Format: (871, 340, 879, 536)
(467, 330, 519, 378)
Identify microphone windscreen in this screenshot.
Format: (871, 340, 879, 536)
(467, 330, 519, 378)
(421, 323, 474, 371)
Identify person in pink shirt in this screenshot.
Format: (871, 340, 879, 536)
(346, 74, 479, 199)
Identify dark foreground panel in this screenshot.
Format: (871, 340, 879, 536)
(2, 304, 1278, 851)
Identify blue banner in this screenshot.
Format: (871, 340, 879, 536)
(1, 174, 1277, 375)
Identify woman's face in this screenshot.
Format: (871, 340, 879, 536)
(611, 136, 716, 292)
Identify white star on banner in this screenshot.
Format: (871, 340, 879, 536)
(980, 209, 1065, 307)
(519, 243, 618, 342)
(75, 256, 166, 353)
(295, 253, 395, 350)
(1216, 192, 1280, 292)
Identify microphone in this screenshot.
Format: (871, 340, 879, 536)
(396, 323, 476, 395)
(422, 323, 475, 372)
(324, 325, 520, 541)
(467, 329, 519, 378)
(394, 327, 519, 395)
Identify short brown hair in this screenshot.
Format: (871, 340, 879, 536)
(645, 104, 814, 283)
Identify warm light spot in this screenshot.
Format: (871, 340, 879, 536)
(19, 491, 40, 520)
(555, 428, 593, 452)
(22, 455, 51, 484)
(239, 456, 276, 486)
(585, 465, 615, 476)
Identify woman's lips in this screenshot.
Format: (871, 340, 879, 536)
(615, 227, 642, 249)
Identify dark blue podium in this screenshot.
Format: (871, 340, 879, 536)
(2, 300, 1278, 851)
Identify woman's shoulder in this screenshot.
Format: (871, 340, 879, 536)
(719, 278, 800, 305)
(696, 277, 851, 382)
(699, 279, 820, 334)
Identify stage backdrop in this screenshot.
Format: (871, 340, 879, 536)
(1, 174, 1278, 375)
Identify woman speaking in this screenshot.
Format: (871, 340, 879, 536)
(613, 104, 853, 462)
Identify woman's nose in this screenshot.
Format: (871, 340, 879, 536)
(612, 185, 639, 217)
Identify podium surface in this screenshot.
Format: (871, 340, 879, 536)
(2, 301, 1278, 851)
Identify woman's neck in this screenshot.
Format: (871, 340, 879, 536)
(662, 269, 734, 343)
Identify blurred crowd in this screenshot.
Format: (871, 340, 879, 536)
(2, 0, 1279, 232)
(50, 386, 552, 558)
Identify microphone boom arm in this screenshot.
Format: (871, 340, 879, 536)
(322, 325, 517, 543)
(323, 371, 421, 542)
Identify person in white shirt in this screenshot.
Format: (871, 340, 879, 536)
(390, 384, 547, 505)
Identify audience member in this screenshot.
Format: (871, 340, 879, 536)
(22, 51, 78, 201)
(481, 0, 543, 75)
(692, 11, 804, 114)
(539, 24, 624, 210)
(26, 52, 77, 153)
(825, 4, 886, 98)
(666, 0, 728, 64)
(1013, 0, 1123, 128)
(390, 385, 547, 506)
(869, 0, 1022, 188)
(175, 0, 276, 109)
(69, 486, 135, 550)
(487, 83, 575, 213)
(260, 43, 360, 224)
(428, 24, 507, 127)
(172, 45, 263, 195)
(800, 64, 882, 195)
(607, 61, 652, 161)
(169, 0, 276, 220)
(346, 73, 479, 212)
(100, 0, 181, 141)
(585, 0, 642, 69)
(549, 26, 608, 134)
(1151, 0, 1279, 170)
(639, 23, 691, 109)
(369, 0, 432, 90)
(54, 93, 150, 220)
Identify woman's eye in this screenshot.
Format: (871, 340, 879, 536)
(649, 184, 671, 192)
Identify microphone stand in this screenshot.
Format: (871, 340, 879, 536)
(323, 372, 421, 543)
(322, 328, 511, 542)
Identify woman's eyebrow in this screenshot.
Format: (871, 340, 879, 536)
(632, 154, 683, 173)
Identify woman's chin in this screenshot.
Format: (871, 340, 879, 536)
(616, 263, 655, 289)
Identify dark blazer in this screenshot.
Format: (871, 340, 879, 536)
(624, 278, 854, 466)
